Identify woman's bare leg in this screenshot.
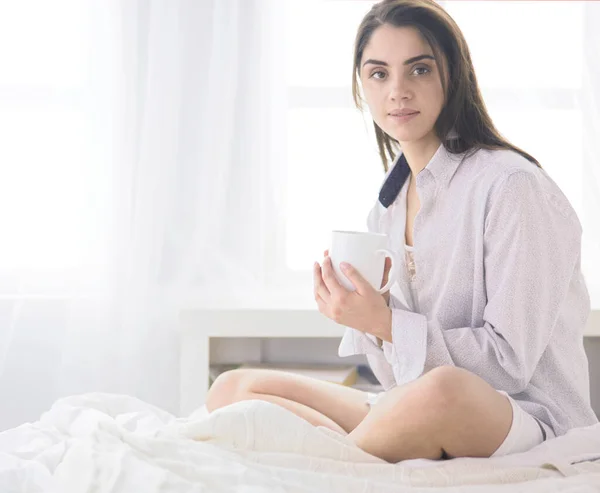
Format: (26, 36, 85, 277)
(206, 369, 371, 434)
(347, 366, 513, 462)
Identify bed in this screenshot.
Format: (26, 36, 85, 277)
(1, 392, 599, 492)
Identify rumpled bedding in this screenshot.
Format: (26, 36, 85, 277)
(1, 393, 599, 492)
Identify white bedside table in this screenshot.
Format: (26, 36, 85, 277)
(178, 309, 345, 416)
(178, 308, 600, 416)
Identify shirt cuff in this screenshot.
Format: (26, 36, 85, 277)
(338, 327, 384, 358)
(385, 296, 428, 384)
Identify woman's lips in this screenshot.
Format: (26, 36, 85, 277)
(389, 111, 420, 123)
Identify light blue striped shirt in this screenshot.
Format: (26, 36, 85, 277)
(338, 143, 597, 437)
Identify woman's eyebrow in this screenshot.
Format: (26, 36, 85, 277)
(362, 54, 435, 68)
(403, 54, 435, 65)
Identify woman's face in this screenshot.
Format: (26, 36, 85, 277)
(359, 24, 445, 145)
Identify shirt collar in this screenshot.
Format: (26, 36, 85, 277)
(421, 142, 466, 187)
(378, 143, 466, 208)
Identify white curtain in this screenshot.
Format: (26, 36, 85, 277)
(0, 0, 285, 430)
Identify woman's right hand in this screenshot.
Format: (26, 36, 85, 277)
(321, 249, 392, 305)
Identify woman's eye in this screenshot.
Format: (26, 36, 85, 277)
(412, 66, 431, 76)
(370, 70, 386, 80)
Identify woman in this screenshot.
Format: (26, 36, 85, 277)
(206, 0, 597, 463)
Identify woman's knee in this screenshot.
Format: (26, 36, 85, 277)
(205, 369, 252, 412)
(416, 366, 483, 412)
(387, 366, 469, 415)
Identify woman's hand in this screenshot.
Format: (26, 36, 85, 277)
(322, 249, 392, 304)
(313, 251, 392, 341)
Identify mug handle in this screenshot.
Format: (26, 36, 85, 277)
(375, 248, 400, 294)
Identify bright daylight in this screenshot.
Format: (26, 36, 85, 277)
(1, 0, 600, 491)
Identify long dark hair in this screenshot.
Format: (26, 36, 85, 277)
(352, 0, 541, 172)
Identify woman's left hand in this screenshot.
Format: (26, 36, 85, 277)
(313, 256, 392, 340)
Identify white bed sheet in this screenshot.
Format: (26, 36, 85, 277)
(1, 392, 599, 492)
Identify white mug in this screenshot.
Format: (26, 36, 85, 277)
(329, 230, 399, 293)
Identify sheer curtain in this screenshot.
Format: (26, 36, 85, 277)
(0, 0, 285, 430)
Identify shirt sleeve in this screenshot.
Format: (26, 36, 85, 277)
(385, 169, 582, 393)
(338, 322, 397, 390)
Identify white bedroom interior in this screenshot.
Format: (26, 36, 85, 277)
(0, 1, 600, 490)
(1, 0, 599, 428)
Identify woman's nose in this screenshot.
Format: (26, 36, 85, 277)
(389, 76, 413, 101)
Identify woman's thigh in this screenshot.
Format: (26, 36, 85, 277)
(349, 366, 513, 461)
(208, 368, 371, 433)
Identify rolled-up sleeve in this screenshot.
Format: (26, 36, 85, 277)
(384, 170, 581, 392)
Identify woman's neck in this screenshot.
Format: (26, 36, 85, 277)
(400, 133, 442, 178)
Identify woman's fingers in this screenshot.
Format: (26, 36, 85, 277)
(313, 262, 331, 303)
(315, 291, 327, 314)
(381, 257, 392, 305)
(380, 257, 392, 288)
(321, 256, 343, 294)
